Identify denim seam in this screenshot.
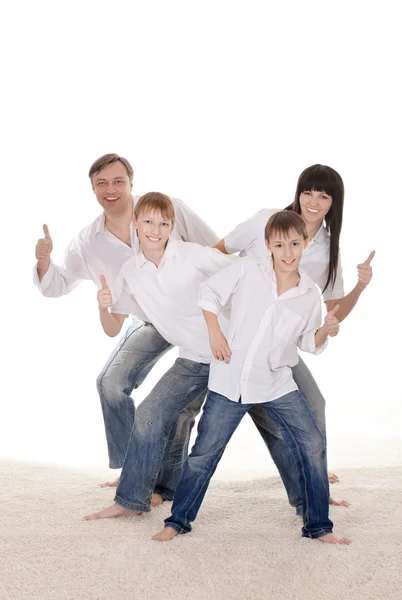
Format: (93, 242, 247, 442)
(150, 371, 209, 505)
(148, 414, 184, 507)
(302, 527, 333, 539)
(114, 494, 151, 513)
(181, 447, 227, 529)
(267, 403, 310, 527)
(164, 521, 187, 535)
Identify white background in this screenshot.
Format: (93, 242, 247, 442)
(1, 1, 401, 475)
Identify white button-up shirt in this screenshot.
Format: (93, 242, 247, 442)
(33, 196, 219, 296)
(224, 208, 344, 302)
(198, 256, 327, 404)
(111, 240, 236, 363)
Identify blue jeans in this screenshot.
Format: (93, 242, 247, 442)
(248, 356, 327, 514)
(165, 390, 333, 539)
(97, 319, 204, 496)
(98, 320, 325, 510)
(115, 359, 210, 510)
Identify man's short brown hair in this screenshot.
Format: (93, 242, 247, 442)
(88, 153, 134, 183)
(265, 210, 307, 242)
(134, 192, 175, 226)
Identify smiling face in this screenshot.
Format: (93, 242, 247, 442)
(92, 161, 133, 214)
(266, 228, 307, 274)
(299, 189, 333, 227)
(133, 209, 174, 253)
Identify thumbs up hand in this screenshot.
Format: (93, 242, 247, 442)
(97, 274, 113, 310)
(324, 304, 340, 337)
(357, 250, 375, 290)
(35, 224, 53, 264)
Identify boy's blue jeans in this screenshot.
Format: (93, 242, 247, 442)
(165, 390, 333, 539)
(97, 320, 205, 497)
(114, 358, 210, 510)
(97, 319, 327, 512)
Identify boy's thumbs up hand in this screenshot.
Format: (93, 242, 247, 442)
(35, 224, 53, 263)
(324, 304, 340, 337)
(357, 250, 375, 290)
(97, 274, 113, 309)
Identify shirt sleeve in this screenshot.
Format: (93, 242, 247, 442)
(171, 197, 219, 246)
(322, 251, 345, 302)
(223, 209, 275, 254)
(297, 291, 328, 355)
(32, 236, 91, 297)
(111, 275, 149, 321)
(198, 261, 244, 316)
(191, 244, 239, 277)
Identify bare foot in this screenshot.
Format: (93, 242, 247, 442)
(83, 502, 141, 520)
(318, 533, 351, 545)
(151, 493, 164, 507)
(99, 476, 120, 488)
(330, 496, 350, 508)
(152, 526, 179, 542)
(328, 471, 340, 484)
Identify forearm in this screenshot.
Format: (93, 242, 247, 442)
(36, 260, 51, 282)
(315, 325, 328, 349)
(203, 310, 223, 337)
(326, 283, 365, 322)
(99, 308, 124, 337)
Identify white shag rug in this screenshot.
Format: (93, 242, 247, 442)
(1, 460, 401, 600)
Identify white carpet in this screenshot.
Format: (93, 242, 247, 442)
(1, 460, 401, 600)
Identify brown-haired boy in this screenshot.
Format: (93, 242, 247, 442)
(153, 211, 350, 545)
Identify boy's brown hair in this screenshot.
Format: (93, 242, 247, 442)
(265, 210, 307, 242)
(134, 192, 175, 226)
(88, 153, 134, 183)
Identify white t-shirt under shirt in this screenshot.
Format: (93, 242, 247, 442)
(198, 256, 327, 404)
(223, 208, 344, 302)
(33, 196, 219, 297)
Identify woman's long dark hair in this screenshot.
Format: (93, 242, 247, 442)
(285, 164, 344, 294)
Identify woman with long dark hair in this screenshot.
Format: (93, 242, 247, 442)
(214, 164, 374, 514)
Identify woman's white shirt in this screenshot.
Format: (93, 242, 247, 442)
(224, 208, 344, 302)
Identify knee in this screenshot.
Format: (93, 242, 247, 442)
(96, 368, 123, 404)
(135, 405, 166, 435)
(308, 430, 326, 456)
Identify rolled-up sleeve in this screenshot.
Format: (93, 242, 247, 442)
(33, 237, 90, 298)
(198, 261, 243, 315)
(297, 292, 328, 355)
(191, 244, 238, 276)
(224, 209, 277, 254)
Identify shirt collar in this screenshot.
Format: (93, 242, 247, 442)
(94, 213, 106, 235)
(297, 267, 318, 294)
(135, 238, 179, 268)
(309, 223, 329, 246)
(95, 198, 137, 237)
(254, 255, 316, 296)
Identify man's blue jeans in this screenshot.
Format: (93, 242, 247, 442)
(165, 390, 333, 539)
(114, 358, 210, 510)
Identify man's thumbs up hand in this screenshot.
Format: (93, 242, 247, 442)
(35, 224, 53, 263)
